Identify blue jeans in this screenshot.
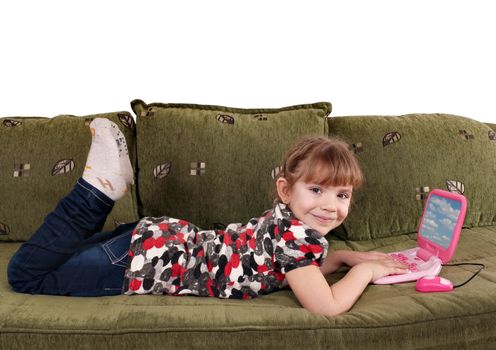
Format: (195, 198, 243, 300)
(7, 178, 137, 296)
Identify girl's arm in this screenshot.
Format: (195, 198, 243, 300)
(287, 260, 408, 317)
(319, 250, 347, 275)
(319, 250, 397, 275)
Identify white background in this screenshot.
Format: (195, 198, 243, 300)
(1, 0, 495, 123)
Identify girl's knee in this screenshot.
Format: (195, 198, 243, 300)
(7, 253, 39, 294)
(7, 255, 23, 291)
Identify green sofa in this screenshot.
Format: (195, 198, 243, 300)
(1, 100, 495, 349)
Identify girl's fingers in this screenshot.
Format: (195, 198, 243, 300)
(371, 252, 390, 259)
(384, 259, 409, 269)
(384, 255, 409, 267)
(392, 261, 410, 272)
(395, 267, 410, 274)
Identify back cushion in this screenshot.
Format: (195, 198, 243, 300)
(0, 112, 139, 241)
(328, 114, 496, 241)
(132, 99, 331, 228)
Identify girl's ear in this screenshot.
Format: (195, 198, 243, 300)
(276, 178, 291, 205)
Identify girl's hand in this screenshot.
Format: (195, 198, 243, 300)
(286, 259, 410, 317)
(360, 259, 410, 282)
(339, 250, 395, 267)
(319, 250, 407, 275)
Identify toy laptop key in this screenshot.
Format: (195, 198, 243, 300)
(374, 189, 467, 284)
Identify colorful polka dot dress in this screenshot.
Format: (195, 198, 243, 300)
(122, 204, 329, 299)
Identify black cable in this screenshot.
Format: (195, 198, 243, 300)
(442, 263, 486, 288)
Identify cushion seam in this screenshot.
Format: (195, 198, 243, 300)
(1, 310, 495, 334)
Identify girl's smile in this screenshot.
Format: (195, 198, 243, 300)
(311, 213, 337, 224)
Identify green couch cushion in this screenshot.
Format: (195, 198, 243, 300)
(328, 114, 496, 241)
(487, 123, 496, 133)
(132, 99, 331, 228)
(2, 225, 495, 349)
(0, 113, 140, 242)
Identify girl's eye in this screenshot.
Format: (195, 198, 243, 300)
(310, 187, 322, 194)
(339, 193, 351, 199)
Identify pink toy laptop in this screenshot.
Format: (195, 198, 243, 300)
(374, 189, 467, 284)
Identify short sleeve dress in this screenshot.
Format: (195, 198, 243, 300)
(122, 203, 329, 299)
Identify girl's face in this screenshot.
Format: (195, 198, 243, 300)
(276, 178, 353, 236)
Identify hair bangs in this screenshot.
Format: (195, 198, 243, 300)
(298, 148, 363, 189)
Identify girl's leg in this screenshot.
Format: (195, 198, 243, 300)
(8, 178, 117, 295)
(7, 118, 134, 296)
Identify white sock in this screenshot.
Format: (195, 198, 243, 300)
(108, 121, 134, 186)
(82, 118, 134, 201)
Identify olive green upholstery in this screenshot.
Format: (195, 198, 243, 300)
(0, 113, 139, 242)
(1, 103, 495, 349)
(327, 114, 496, 241)
(132, 99, 331, 228)
(1, 226, 495, 349)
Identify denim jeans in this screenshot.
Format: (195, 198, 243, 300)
(7, 178, 137, 296)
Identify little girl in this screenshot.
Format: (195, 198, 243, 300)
(8, 118, 407, 316)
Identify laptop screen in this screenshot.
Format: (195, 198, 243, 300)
(417, 189, 467, 263)
(419, 195, 462, 248)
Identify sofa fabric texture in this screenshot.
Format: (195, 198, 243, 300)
(328, 114, 496, 241)
(1, 102, 495, 349)
(1, 225, 495, 349)
(132, 99, 331, 229)
(0, 112, 140, 242)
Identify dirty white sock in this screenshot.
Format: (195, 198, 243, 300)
(82, 118, 133, 201)
(109, 121, 134, 186)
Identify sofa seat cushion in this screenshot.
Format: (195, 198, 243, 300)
(1, 226, 495, 349)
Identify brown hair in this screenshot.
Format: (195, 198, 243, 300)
(274, 136, 363, 202)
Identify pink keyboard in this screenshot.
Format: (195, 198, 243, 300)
(374, 248, 442, 284)
(390, 251, 422, 272)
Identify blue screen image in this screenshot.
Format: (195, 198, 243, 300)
(419, 195, 462, 249)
